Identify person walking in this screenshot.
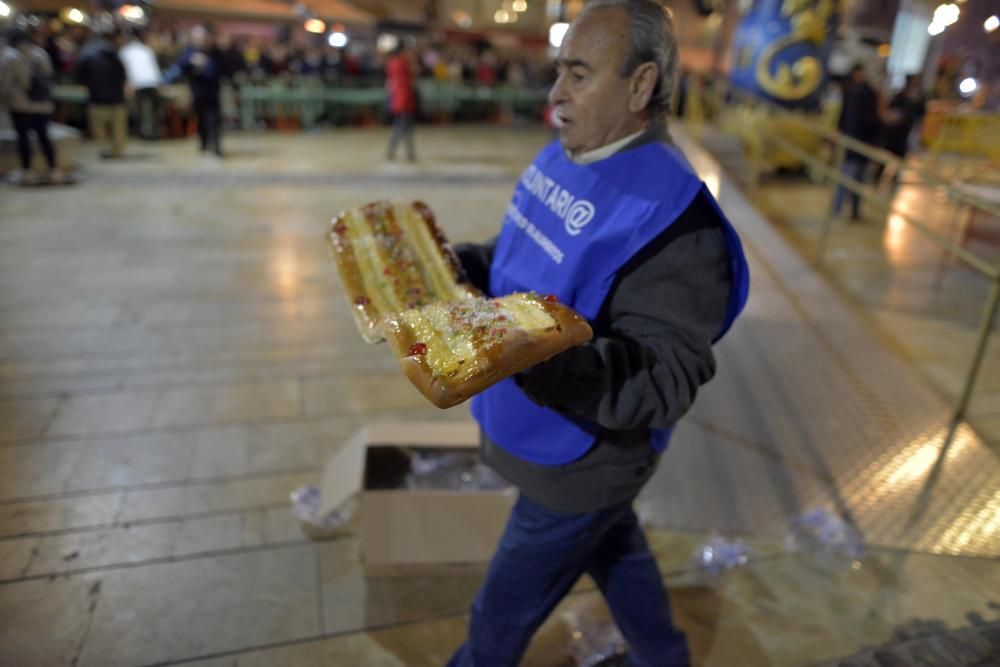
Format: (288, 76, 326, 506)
(447, 2, 750, 666)
(76, 26, 128, 159)
(165, 25, 223, 157)
(119, 29, 162, 140)
(877, 74, 926, 185)
(831, 64, 879, 221)
(0, 24, 64, 184)
(385, 43, 417, 162)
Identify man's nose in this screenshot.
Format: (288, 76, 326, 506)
(548, 73, 567, 108)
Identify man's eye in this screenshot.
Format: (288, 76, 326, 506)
(571, 71, 585, 82)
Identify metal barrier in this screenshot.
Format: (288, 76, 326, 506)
(235, 81, 549, 129)
(700, 81, 999, 432)
(55, 81, 550, 131)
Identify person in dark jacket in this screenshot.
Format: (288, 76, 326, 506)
(832, 64, 879, 220)
(164, 25, 223, 156)
(75, 26, 128, 159)
(876, 74, 926, 183)
(446, 2, 749, 666)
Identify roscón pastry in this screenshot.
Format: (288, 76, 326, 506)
(328, 201, 593, 408)
(327, 200, 478, 343)
(381, 293, 593, 408)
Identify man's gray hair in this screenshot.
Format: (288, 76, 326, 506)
(582, 0, 679, 117)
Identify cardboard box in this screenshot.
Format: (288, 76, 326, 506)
(320, 421, 515, 572)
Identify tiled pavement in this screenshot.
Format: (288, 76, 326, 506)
(0, 126, 997, 666)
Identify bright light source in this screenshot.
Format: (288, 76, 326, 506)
(451, 10, 472, 28)
(933, 3, 960, 27)
(877, 43, 891, 57)
(927, 21, 945, 35)
(376, 33, 399, 53)
(959, 77, 978, 96)
(66, 7, 85, 23)
(0, 1, 10, 18)
(304, 18, 326, 34)
(328, 31, 347, 48)
(549, 21, 569, 48)
(985, 15, 999, 33)
(118, 4, 145, 21)
(494, 9, 510, 23)
(513, 0, 527, 11)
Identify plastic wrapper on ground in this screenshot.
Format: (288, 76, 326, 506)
(562, 609, 627, 667)
(785, 508, 866, 563)
(290, 484, 356, 530)
(689, 534, 752, 576)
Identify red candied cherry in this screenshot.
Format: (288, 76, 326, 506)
(354, 296, 370, 306)
(333, 222, 347, 235)
(408, 342, 428, 356)
(544, 294, 559, 302)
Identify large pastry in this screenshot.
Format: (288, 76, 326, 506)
(380, 293, 593, 408)
(327, 200, 479, 343)
(328, 201, 593, 408)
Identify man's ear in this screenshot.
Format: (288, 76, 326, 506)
(628, 62, 659, 113)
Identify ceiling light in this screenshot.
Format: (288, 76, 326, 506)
(304, 18, 326, 34)
(549, 22, 569, 48)
(932, 3, 959, 27)
(959, 77, 977, 96)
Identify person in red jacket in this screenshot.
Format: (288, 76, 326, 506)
(385, 44, 417, 162)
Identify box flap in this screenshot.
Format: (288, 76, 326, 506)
(318, 427, 369, 517)
(366, 421, 479, 449)
(361, 490, 515, 566)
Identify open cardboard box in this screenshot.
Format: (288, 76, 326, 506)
(320, 421, 515, 573)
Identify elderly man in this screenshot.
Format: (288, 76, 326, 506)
(448, 1, 750, 666)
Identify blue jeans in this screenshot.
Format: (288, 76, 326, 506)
(831, 154, 867, 219)
(448, 495, 690, 667)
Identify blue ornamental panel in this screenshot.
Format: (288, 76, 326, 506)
(729, 0, 841, 109)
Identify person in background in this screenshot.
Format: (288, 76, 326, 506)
(165, 25, 223, 157)
(831, 64, 879, 221)
(877, 73, 926, 183)
(119, 29, 162, 140)
(384, 43, 417, 162)
(447, 1, 749, 665)
(76, 25, 128, 159)
(0, 23, 64, 185)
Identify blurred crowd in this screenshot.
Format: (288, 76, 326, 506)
(30, 18, 554, 89)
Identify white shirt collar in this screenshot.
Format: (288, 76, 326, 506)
(567, 129, 647, 165)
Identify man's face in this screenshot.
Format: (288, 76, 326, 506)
(548, 8, 639, 155)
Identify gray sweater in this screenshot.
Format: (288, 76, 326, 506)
(0, 43, 55, 115)
(455, 131, 733, 513)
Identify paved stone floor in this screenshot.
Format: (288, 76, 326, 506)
(750, 164, 1000, 452)
(0, 126, 997, 666)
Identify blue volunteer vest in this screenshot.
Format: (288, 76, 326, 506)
(471, 140, 750, 465)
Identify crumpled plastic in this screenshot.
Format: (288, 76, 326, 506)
(562, 609, 627, 667)
(689, 534, 753, 576)
(289, 485, 356, 528)
(405, 450, 510, 491)
(785, 508, 866, 562)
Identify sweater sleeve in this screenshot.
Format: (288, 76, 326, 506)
(453, 237, 498, 296)
(516, 190, 732, 431)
